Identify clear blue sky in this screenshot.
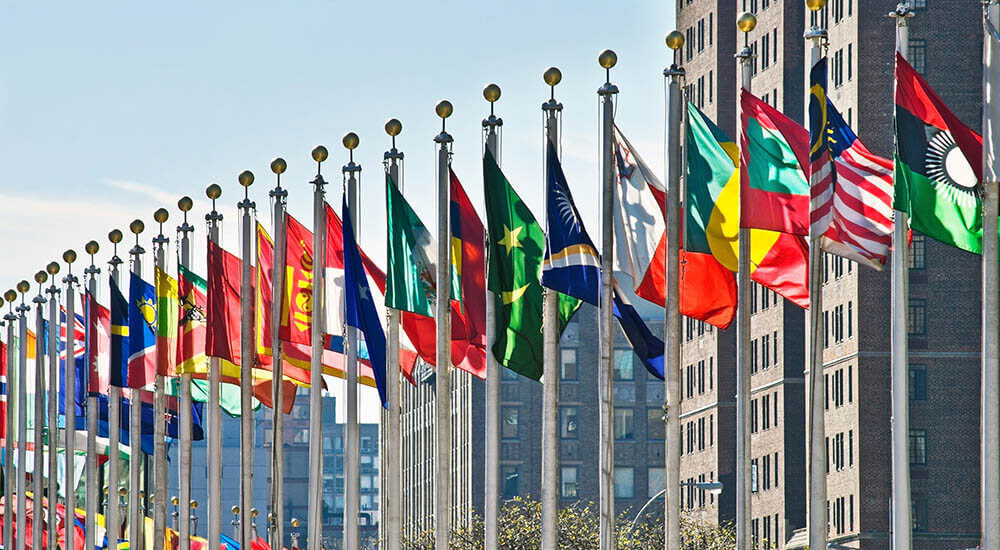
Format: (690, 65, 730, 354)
(2, 0, 676, 419)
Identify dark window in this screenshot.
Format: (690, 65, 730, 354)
(560, 348, 577, 380)
(502, 407, 519, 439)
(908, 299, 927, 335)
(910, 233, 926, 269)
(502, 465, 520, 499)
(907, 0, 927, 9)
(560, 407, 578, 439)
(910, 365, 927, 400)
(913, 497, 929, 531)
(909, 39, 927, 74)
(910, 429, 927, 465)
(614, 408, 635, 440)
(647, 408, 665, 440)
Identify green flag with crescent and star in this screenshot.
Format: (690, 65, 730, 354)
(483, 148, 579, 380)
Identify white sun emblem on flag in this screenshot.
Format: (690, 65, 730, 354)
(926, 129, 980, 208)
(554, 189, 580, 234)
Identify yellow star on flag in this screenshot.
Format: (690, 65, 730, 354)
(498, 224, 524, 255)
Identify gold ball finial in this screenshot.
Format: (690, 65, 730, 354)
(291, 518, 300, 528)
(598, 49, 618, 69)
(271, 157, 287, 175)
(737, 12, 758, 33)
(171, 496, 179, 506)
(385, 118, 402, 137)
(342, 132, 359, 151)
(251, 508, 259, 517)
(17, 280, 30, 294)
(238, 170, 254, 188)
(154, 208, 169, 224)
(206, 184, 222, 201)
(46, 262, 60, 276)
(543, 67, 562, 87)
(435, 100, 453, 119)
(231, 505, 241, 515)
(178, 196, 193, 212)
(4, 290, 16, 303)
(665, 30, 685, 51)
(483, 84, 501, 103)
(311, 145, 328, 163)
(63, 250, 77, 264)
(34, 271, 47, 285)
(119, 487, 128, 497)
(109, 229, 123, 245)
(129, 219, 144, 235)
(805, 0, 827, 11)
(191, 500, 199, 509)
(85, 240, 99, 256)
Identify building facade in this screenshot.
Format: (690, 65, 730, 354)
(677, 0, 983, 548)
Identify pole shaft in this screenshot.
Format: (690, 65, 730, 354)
(2, 318, 11, 550)
(308, 175, 326, 549)
(598, 80, 617, 550)
(735, 48, 753, 550)
(16, 302, 27, 550)
(270, 188, 287, 549)
(664, 66, 683, 550)
(86, 269, 99, 550)
(483, 123, 501, 550)
(384, 155, 403, 550)
(541, 104, 561, 550)
(46, 286, 59, 550)
(108, 262, 122, 548)
(129, 251, 144, 550)
(33, 297, 46, 550)
(207, 214, 223, 550)
(63, 279, 76, 550)
(154, 240, 168, 550)
(179, 226, 193, 550)
(806, 36, 828, 550)
(345, 166, 361, 550)
(434, 133, 452, 550)
(984, 3, 1000, 548)
(240, 200, 255, 548)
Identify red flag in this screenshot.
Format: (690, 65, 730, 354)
(280, 214, 315, 346)
(448, 169, 487, 379)
(85, 292, 111, 394)
(207, 239, 243, 364)
(0, 341, 6, 443)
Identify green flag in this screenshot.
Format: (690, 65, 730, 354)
(385, 174, 459, 317)
(165, 377, 250, 417)
(483, 149, 579, 380)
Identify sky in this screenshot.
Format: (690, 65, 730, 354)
(1, 1, 676, 422)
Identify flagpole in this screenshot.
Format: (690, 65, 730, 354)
(107, 230, 124, 548)
(14, 280, 29, 550)
(341, 133, 363, 550)
(177, 197, 195, 550)
(982, 2, 1000, 548)
(31, 272, 47, 550)
(481, 84, 502, 550)
(1, 294, 14, 550)
(383, 118, 404, 550)
(597, 50, 618, 550)
(128, 220, 146, 550)
(268, 159, 288, 550)
(433, 100, 454, 550)
(150, 208, 170, 550)
(308, 145, 329, 550)
(889, 5, 914, 550)
(662, 31, 684, 550)
(237, 169, 257, 549)
(60, 251, 78, 550)
(205, 184, 225, 550)
(540, 67, 563, 550)
(84, 241, 102, 550)
(43, 264, 60, 550)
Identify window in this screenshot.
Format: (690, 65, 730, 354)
(907, 0, 928, 9)
(762, 334, 771, 368)
(849, 430, 854, 467)
(824, 310, 830, 348)
(614, 467, 635, 499)
(773, 391, 779, 426)
(561, 407, 579, 439)
(847, 301, 853, 339)
(502, 407, 519, 439)
(848, 365, 853, 403)
(909, 39, 927, 74)
(763, 454, 771, 490)
(773, 28, 778, 64)
(910, 233, 926, 269)
(710, 414, 714, 446)
(502, 466, 520, 499)
(908, 299, 927, 335)
(708, 70, 713, 103)
(560, 467, 578, 498)
(614, 408, 635, 440)
(751, 459, 759, 492)
(910, 365, 927, 400)
(847, 43, 853, 81)
(751, 338, 759, 373)
(774, 452, 780, 487)
(698, 18, 705, 53)
(913, 497, 929, 531)
(910, 429, 927, 465)
(648, 467, 665, 497)
(773, 331, 779, 365)
(698, 360, 706, 394)
(647, 408, 665, 440)
(751, 399, 759, 434)
(762, 395, 771, 430)
(761, 32, 770, 70)
(560, 348, 577, 380)
(614, 349, 634, 380)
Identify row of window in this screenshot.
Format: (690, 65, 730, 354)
(747, 34, 779, 78)
(749, 391, 780, 434)
(750, 513, 781, 549)
(829, 495, 855, 536)
(749, 331, 780, 373)
(682, 13, 713, 63)
(750, 282, 780, 315)
(556, 465, 664, 500)
(682, 358, 713, 399)
(827, 430, 854, 472)
(823, 301, 853, 347)
(831, 44, 853, 88)
(554, 348, 636, 381)
(684, 317, 714, 341)
(687, 72, 713, 110)
(681, 472, 717, 510)
(823, 252, 854, 283)
(682, 414, 714, 455)
(511, 406, 666, 441)
(826, 365, 853, 409)
(750, 452, 780, 493)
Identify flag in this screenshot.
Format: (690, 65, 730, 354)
(207, 239, 243, 364)
(57, 307, 87, 423)
(894, 51, 984, 253)
(126, 272, 157, 389)
(612, 280, 664, 380)
(86, 292, 111, 395)
(110, 280, 129, 388)
(614, 125, 739, 327)
(449, 169, 488, 378)
(0, 341, 7, 443)
(280, 213, 316, 345)
(483, 148, 547, 380)
(740, 88, 811, 235)
(809, 57, 838, 237)
(683, 106, 809, 309)
(343, 197, 388, 408)
(154, 266, 178, 376)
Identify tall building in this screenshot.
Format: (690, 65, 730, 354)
(677, 0, 983, 548)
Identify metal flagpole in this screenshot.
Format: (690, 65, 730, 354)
(107, 230, 124, 548)
(596, 50, 618, 550)
(31, 272, 47, 550)
(540, 66, 563, 550)
(983, 2, 1000, 548)
(128, 219, 147, 550)
(268, 158, 288, 550)
(343, 133, 362, 550)
(15, 280, 29, 550)
(44, 264, 60, 550)
(85, 241, 102, 550)
(153, 208, 172, 550)
(481, 84, 502, 550)
(734, 13, 756, 550)
(62, 250, 78, 550)
(889, 4, 915, 549)
(433, 100, 454, 550)
(2, 293, 14, 550)
(205, 183, 224, 550)
(383, 118, 404, 550)
(237, 169, 257, 549)
(803, 7, 828, 550)
(663, 31, 684, 550)
(177, 197, 195, 550)
(307, 145, 329, 550)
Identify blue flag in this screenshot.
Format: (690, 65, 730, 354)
(342, 197, 388, 408)
(52, 310, 87, 427)
(612, 280, 665, 380)
(110, 280, 129, 387)
(127, 272, 157, 389)
(104, 396, 205, 455)
(542, 140, 602, 305)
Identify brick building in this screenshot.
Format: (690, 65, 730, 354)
(676, 0, 983, 548)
